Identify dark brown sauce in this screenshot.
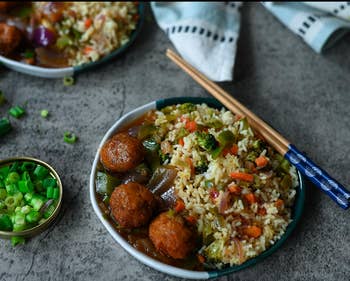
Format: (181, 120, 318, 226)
(95, 112, 205, 271)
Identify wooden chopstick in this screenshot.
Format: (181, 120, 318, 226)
(166, 48, 350, 210)
(166, 49, 289, 155)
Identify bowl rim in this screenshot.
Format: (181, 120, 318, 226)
(0, 3, 145, 78)
(89, 97, 305, 279)
(0, 156, 63, 238)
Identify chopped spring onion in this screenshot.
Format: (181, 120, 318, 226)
(0, 117, 12, 136)
(23, 49, 34, 59)
(9, 106, 25, 118)
(63, 76, 74, 86)
(64, 131, 77, 144)
(0, 90, 7, 105)
(40, 109, 49, 118)
(11, 236, 25, 246)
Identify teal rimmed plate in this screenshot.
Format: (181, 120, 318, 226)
(0, 4, 144, 78)
(90, 97, 305, 279)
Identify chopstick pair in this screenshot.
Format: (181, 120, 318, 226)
(166, 49, 350, 210)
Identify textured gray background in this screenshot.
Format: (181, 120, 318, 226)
(1, 3, 350, 281)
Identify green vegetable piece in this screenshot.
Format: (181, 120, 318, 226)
(11, 236, 25, 246)
(26, 210, 41, 223)
(43, 178, 56, 188)
(217, 130, 235, 146)
(0, 117, 12, 136)
(9, 162, 20, 172)
(46, 186, 54, 199)
(281, 174, 292, 190)
(195, 160, 208, 175)
(96, 171, 120, 196)
(21, 205, 31, 215)
(239, 117, 250, 131)
(9, 106, 25, 118)
(0, 188, 7, 200)
(14, 212, 25, 225)
(280, 159, 291, 173)
(12, 224, 26, 232)
(5, 196, 17, 209)
(202, 222, 215, 245)
(211, 146, 224, 159)
(0, 214, 13, 231)
(0, 201, 5, 209)
(24, 192, 33, 203)
(23, 49, 34, 58)
(0, 165, 9, 178)
(6, 184, 19, 195)
(7, 172, 20, 184)
(176, 127, 189, 140)
(33, 165, 49, 179)
(21, 163, 35, 172)
(63, 76, 74, 86)
(52, 188, 59, 200)
(179, 102, 196, 113)
(196, 132, 218, 151)
(40, 109, 49, 118)
(43, 203, 55, 219)
(30, 195, 44, 211)
(204, 180, 214, 188)
(137, 124, 156, 140)
(64, 131, 77, 144)
(204, 239, 224, 261)
(56, 35, 71, 49)
(0, 90, 7, 105)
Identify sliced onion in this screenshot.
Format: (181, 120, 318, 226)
(33, 26, 56, 47)
(147, 166, 177, 196)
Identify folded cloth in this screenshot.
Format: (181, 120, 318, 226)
(262, 2, 350, 53)
(151, 2, 242, 81)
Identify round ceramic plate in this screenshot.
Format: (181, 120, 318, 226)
(89, 97, 305, 279)
(0, 4, 144, 78)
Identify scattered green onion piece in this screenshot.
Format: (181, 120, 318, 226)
(0, 165, 10, 177)
(18, 180, 33, 193)
(64, 131, 77, 144)
(9, 106, 25, 118)
(0, 90, 7, 105)
(11, 236, 25, 246)
(12, 224, 26, 231)
(46, 186, 54, 199)
(63, 76, 74, 86)
(33, 165, 49, 179)
(43, 203, 55, 219)
(34, 180, 44, 193)
(30, 195, 45, 211)
(0, 201, 6, 209)
(40, 109, 49, 118)
(24, 192, 33, 203)
(52, 188, 59, 200)
(6, 172, 20, 184)
(21, 205, 31, 215)
(5, 196, 17, 209)
(14, 212, 25, 225)
(5, 184, 19, 195)
(43, 178, 56, 188)
(0, 117, 12, 136)
(21, 162, 36, 172)
(56, 35, 71, 49)
(9, 162, 20, 172)
(0, 188, 7, 200)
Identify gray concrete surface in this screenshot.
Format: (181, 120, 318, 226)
(1, 3, 350, 281)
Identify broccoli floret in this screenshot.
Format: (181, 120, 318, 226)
(196, 132, 218, 151)
(195, 160, 208, 174)
(179, 102, 196, 113)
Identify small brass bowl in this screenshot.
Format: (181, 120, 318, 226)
(0, 157, 63, 239)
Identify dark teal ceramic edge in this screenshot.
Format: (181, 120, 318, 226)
(73, 3, 145, 73)
(156, 96, 306, 279)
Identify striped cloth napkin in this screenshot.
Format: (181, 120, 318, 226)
(151, 2, 242, 82)
(262, 2, 350, 53)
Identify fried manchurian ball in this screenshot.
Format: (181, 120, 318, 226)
(149, 212, 195, 259)
(100, 132, 144, 173)
(0, 23, 22, 56)
(109, 182, 157, 228)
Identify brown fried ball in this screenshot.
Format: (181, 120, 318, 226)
(149, 212, 195, 259)
(0, 23, 22, 56)
(100, 132, 144, 173)
(109, 182, 157, 228)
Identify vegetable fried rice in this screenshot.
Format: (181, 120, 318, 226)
(34, 2, 139, 66)
(154, 103, 298, 268)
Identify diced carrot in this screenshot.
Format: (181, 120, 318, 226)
(244, 225, 262, 238)
(175, 199, 185, 213)
(178, 138, 184, 146)
(228, 185, 241, 195)
(83, 46, 93, 55)
(185, 120, 197, 132)
(244, 193, 257, 204)
(230, 144, 238, 155)
(85, 18, 92, 29)
(185, 158, 194, 175)
(230, 172, 254, 182)
(185, 215, 197, 225)
(255, 156, 269, 168)
(258, 207, 267, 215)
(197, 254, 206, 263)
(275, 199, 284, 208)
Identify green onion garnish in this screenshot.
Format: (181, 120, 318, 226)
(0, 117, 12, 136)
(9, 106, 25, 118)
(64, 131, 77, 144)
(11, 236, 25, 246)
(0, 90, 7, 105)
(40, 109, 49, 118)
(63, 76, 74, 86)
